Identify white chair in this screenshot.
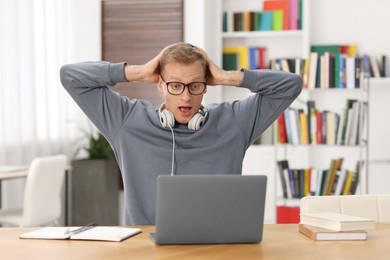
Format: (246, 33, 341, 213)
(300, 194, 390, 223)
(0, 155, 67, 227)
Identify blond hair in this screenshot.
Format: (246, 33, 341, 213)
(159, 42, 208, 77)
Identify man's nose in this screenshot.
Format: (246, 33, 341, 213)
(180, 86, 192, 100)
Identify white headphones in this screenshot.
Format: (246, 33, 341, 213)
(158, 103, 208, 131)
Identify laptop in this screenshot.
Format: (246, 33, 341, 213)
(150, 174, 267, 245)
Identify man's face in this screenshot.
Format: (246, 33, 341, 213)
(158, 60, 207, 125)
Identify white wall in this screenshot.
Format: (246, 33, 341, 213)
(310, 0, 390, 57)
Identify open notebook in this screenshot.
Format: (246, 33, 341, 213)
(19, 225, 141, 242)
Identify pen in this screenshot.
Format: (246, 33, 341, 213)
(64, 222, 98, 236)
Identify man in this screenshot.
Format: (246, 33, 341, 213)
(60, 42, 302, 225)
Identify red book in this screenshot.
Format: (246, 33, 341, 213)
(277, 206, 300, 224)
(316, 111, 322, 144)
(277, 113, 287, 144)
(258, 47, 267, 69)
(263, 0, 289, 30)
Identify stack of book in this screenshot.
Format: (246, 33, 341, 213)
(299, 212, 375, 241)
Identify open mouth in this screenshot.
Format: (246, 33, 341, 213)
(179, 106, 192, 116)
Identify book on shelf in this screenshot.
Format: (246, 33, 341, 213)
(223, 53, 239, 71)
(322, 158, 343, 196)
(276, 160, 290, 199)
(347, 101, 361, 145)
(263, 0, 289, 30)
(277, 113, 288, 144)
(308, 44, 366, 89)
(299, 213, 375, 232)
(276, 105, 345, 146)
(223, 46, 267, 70)
(299, 224, 367, 241)
(259, 11, 273, 31)
(222, 0, 301, 33)
(277, 159, 360, 198)
(19, 224, 142, 242)
(289, 0, 299, 30)
(299, 109, 309, 144)
(223, 46, 249, 69)
(307, 100, 316, 144)
(272, 10, 283, 31)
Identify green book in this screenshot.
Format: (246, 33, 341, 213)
(253, 12, 260, 31)
(322, 159, 336, 196)
(310, 45, 341, 88)
(223, 53, 239, 70)
(272, 10, 283, 31)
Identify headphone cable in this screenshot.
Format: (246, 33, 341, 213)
(168, 125, 175, 176)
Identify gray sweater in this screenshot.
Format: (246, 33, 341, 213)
(60, 61, 302, 225)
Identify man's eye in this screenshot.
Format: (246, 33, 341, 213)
(170, 83, 182, 90)
(190, 83, 202, 89)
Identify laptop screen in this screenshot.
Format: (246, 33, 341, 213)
(151, 175, 267, 244)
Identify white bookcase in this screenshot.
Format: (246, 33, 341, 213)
(185, 0, 373, 224)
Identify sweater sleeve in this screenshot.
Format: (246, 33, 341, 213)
(232, 69, 302, 147)
(60, 61, 132, 142)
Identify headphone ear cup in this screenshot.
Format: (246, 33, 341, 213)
(188, 112, 206, 131)
(159, 108, 175, 128)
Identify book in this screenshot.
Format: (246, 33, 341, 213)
(277, 113, 288, 144)
(263, 0, 289, 30)
(334, 169, 348, 195)
(300, 213, 375, 232)
(289, 0, 298, 30)
(223, 46, 249, 69)
(272, 10, 283, 31)
(310, 45, 342, 88)
(223, 53, 239, 70)
(307, 100, 316, 144)
(326, 158, 344, 195)
(259, 11, 273, 31)
(299, 224, 367, 241)
(19, 225, 142, 242)
(299, 110, 309, 144)
(307, 52, 319, 89)
(277, 160, 290, 199)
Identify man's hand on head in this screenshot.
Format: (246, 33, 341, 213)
(193, 45, 244, 87)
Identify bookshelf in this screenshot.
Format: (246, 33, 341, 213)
(216, 0, 310, 224)
(187, 0, 378, 224)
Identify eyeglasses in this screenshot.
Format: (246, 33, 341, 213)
(161, 77, 207, 96)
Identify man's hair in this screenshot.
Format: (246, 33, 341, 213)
(159, 42, 209, 77)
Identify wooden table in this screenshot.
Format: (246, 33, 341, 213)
(0, 166, 29, 181)
(0, 166, 29, 208)
(0, 224, 389, 259)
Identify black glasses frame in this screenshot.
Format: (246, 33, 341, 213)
(161, 76, 207, 96)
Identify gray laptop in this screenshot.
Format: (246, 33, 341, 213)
(150, 175, 267, 245)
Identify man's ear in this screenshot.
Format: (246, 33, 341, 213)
(157, 77, 164, 94)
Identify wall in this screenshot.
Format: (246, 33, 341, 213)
(310, 0, 390, 57)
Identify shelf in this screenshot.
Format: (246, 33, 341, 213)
(274, 144, 367, 148)
(222, 30, 305, 38)
(301, 88, 365, 93)
(369, 77, 390, 84)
